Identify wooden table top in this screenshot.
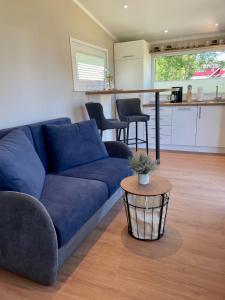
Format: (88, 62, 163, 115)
(85, 88, 179, 95)
(120, 175, 172, 196)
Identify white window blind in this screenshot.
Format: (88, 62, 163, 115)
(70, 38, 108, 91)
(76, 52, 105, 81)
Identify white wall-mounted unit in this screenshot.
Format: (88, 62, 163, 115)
(114, 40, 151, 102)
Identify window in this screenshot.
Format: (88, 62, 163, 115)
(70, 38, 108, 91)
(153, 49, 225, 96)
(76, 52, 105, 81)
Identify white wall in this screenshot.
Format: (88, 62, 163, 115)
(0, 0, 114, 129)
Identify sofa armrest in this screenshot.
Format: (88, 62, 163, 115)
(0, 191, 58, 285)
(104, 141, 133, 159)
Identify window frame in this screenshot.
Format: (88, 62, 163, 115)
(151, 45, 225, 85)
(70, 37, 109, 91)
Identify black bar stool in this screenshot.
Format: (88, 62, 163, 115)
(116, 98, 149, 154)
(85, 102, 127, 142)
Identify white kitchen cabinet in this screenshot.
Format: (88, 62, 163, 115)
(147, 107, 173, 116)
(114, 40, 146, 61)
(196, 106, 225, 147)
(144, 106, 172, 146)
(114, 40, 151, 144)
(115, 59, 143, 91)
(114, 40, 151, 103)
(144, 104, 225, 152)
(172, 106, 198, 146)
(149, 115, 172, 126)
(149, 134, 172, 145)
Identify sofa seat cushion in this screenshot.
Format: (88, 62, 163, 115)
(43, 120, 108, 172)
(41, 175, 108, 248)
(0, 129, 45, 199)
(58, 157, 132, 197)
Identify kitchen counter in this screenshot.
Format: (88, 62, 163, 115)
(143, 100, 225, 107)
(85, 88, 179, 95)
(143, 100, 225, 154)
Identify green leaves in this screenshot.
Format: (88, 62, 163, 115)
(155, 51, 225, 81)
(129, 153, 156, 175)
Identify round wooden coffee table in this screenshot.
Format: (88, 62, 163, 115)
(120, 175, 172, 241)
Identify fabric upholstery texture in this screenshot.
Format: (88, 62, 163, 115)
(41, 175, 108, 248)
(0, 117, 131, 285)
(85, 102, 127, 130)
(104, 141, 133, 159)
(0, 129, 45, 199)
(58, 157, 132, 197)
(43, 120, 108, 172)
(0, 191, 58, 285)
(0, 126, 33, 143)
(28, 118, 71, 171)
(116, 98, 150, 122)
(58, 188, 124, 269)
(125, 115, 149, 122)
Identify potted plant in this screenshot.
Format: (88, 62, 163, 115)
(129, 153, 156, 185)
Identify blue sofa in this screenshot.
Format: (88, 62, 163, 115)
(0, 117, 132, 285)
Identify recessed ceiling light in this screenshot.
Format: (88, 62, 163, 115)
(124, 4, 128, 9)
(164, 29, 168, 34)
(215, 23, 219, 27)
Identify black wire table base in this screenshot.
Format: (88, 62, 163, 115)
(123, 192, 170, 241)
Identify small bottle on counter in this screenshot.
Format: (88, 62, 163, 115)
(186, 85, 192, 103)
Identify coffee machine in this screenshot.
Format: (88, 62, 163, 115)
(169, 87, 183, 103)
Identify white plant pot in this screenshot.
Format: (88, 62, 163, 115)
(138, 173, 150, 185)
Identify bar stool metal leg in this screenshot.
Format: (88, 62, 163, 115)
(118, 129, 121, 141)
(116, 129, 119, 141)
(126, 122, 130, 145)
(145, 121, 149, 155)
(123, 128, 126, 143)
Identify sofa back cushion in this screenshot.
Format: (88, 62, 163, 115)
(43, 120, 109, 172)
(0, 125, 33, 144)
(0, 129, 45, 199)
(28, 118, 71, 172)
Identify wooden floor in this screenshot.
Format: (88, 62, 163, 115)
(1, 151, 225, 300)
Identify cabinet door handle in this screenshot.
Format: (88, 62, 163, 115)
(150, 127, 163, 130)
(198, 106, 202, 119)
(122, 55, 134, 58)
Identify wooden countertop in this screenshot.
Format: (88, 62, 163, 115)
(85, 88, 178, 95)
(143, 100, 225, 107)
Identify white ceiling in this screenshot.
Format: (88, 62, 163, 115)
(76, 0, 225, 42)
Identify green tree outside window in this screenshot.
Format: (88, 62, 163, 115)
(155, 51, 225, 81)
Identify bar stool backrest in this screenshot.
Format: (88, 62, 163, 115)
(85, 102, 106, 130)
(116, 98, 142, 121)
